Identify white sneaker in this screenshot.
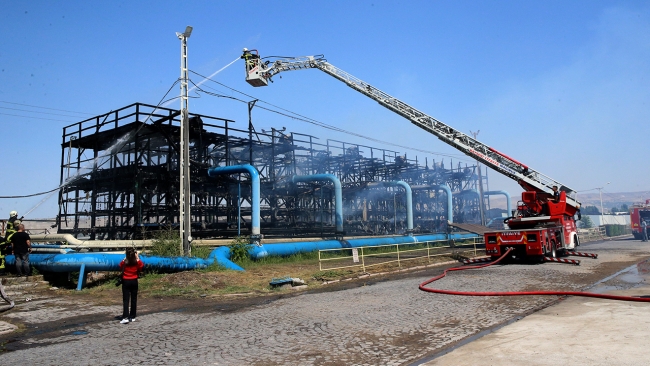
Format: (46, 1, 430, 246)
(120, 318, 130, 324)
(129, 318, 136, 322)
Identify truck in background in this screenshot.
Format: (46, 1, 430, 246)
(630, 199, 650, 240)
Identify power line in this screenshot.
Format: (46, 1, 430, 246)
(0, 106, 88, 119)
(0, 100, 94, 115)
(0, 112, 77, 123)
(0, 187, 59, 199)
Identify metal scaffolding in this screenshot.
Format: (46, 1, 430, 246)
(58, 102, 488, 240)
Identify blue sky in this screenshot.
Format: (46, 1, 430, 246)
(1, 0, 649, 218)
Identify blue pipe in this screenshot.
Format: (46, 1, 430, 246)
(6, 232, 478, 290)
(5, 246, 244, 289)
(292, 174, 343, 233)
(484, 190, 512, 216)
(249, 233, 477, 259)
(368, 181, 413, 233)
(437, 184, 453, 223)
(208, 164, 261, 239)
(411, 184, 453, 223)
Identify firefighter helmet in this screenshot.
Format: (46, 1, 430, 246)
(243, 48, 248, 52)
(9, 211, 17, 218)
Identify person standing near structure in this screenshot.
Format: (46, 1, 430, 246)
(641, 219, 648, 242)
(10, 224, 31, 277)
(0, 211, 20, 274)
(119, 248, 144, 324)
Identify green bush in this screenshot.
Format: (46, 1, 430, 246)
(605, 225, 627, 237)
(149, 229, 182, 257)
(190, 245, 212, 259)
(229, 236, 252, 263)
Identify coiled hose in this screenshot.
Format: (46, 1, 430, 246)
(419, 248, 650, 303)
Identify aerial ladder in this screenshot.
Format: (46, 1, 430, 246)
(241, 51, 580, 218)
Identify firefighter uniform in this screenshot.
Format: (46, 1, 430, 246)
(0, 211, 19, 273)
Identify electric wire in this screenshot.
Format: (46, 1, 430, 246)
(0, 106, 89, 119)
(0, 187, 59, 199)
(0, 112, 78, 123)
(0, 100, 95, 116)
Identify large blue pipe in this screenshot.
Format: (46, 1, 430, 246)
(6, 232, 478, 290)
(437, 184, 453, 223)
(207, 164, 261, 238)
(412, 184, 453, 223)
(369, 181, 413, 233)
(249, 233, 477, 259)
(5, 247, 243, 275)
(9, 234, 477, 271)
(292, 174, 343, 233)
(484, 190, 512, 216)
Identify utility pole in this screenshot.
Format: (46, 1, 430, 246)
(248, 100, 257, 165)
(470, 130, 486, 226)
(598, 182, 610, 227)
(177, 26, 193, 256)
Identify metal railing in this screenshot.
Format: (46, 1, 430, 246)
(318, 238, 484, 272)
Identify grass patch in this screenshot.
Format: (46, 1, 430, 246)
(54, 240, 482, 299)
(149, 229, 182, 257)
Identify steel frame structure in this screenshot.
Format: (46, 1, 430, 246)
(58, 102, 487, 239)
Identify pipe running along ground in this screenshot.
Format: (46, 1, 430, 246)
(419, 248, 650, 303)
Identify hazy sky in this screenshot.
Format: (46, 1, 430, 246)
(1, 0, 649, 218)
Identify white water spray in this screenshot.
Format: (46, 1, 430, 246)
(23, 130, 138, 217)
(162, 56, 241, 108)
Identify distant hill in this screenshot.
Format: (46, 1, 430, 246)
(485, 190, 650, 213)
(576, 191, 650, 211)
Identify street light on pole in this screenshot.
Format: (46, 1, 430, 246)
(177, 25, 193, 256)
(597, 182, 610, 227)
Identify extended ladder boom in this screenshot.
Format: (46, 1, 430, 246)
(245, 55, 580, 209)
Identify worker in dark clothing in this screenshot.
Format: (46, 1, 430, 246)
(10, 224, 31, 276)
(241, 48, 259, 70)
(0, 211, 20, 274)
(642, 219, 648, 242)
(551, 186, 560, 203)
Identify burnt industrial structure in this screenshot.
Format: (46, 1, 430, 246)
(58, 103, 490, 240)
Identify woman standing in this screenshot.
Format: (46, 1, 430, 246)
(120, 248, 144, 324)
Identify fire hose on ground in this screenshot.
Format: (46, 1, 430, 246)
(419, 248, 650, 303)
(0, 282, 15, 312)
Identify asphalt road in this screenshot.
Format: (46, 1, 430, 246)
(0, 237, 648, 365)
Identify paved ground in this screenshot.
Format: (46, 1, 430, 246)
(422, 252, 650, 366)
(0, 237, 648, 365)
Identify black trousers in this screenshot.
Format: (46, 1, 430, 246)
(122, 279, 138, 319)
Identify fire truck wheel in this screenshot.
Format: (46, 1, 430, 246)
(549, 241, 557, 258)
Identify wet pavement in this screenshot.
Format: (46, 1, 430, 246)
(0, 237, 648, 365)
(421, 257, 650, 366)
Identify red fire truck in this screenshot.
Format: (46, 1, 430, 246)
(484, 190, 580, 261)
(630, 199, 650, 240)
